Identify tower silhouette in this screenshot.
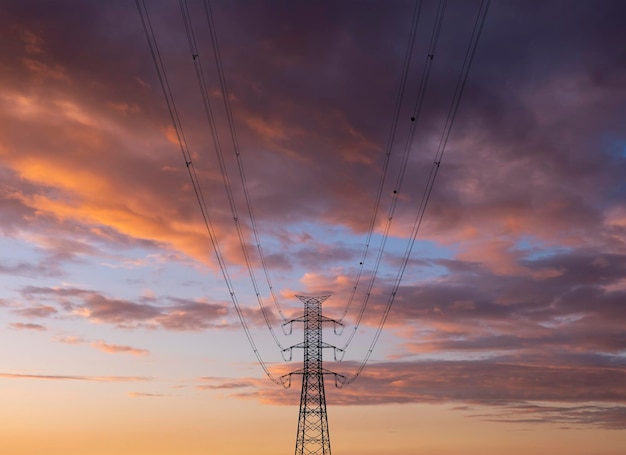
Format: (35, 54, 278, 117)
(282, 295, 344, 455)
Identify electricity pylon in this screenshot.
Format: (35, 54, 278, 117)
(281, 295, 345, 455)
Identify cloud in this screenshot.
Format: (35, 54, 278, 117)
(55, 335, 85, 345)
(0, 259, 62, 278)
(331, 359, 626, 405)
(469, 403, 626, 430)
(19, 28, 44, 55)
(0, 372, 151, 382)
(2, 0, 622, 296)
(127, 392, 164, 398)
(208, 357, 626, 429)
(21, 57, 69, 82)
(9, 322, 46, 331)
(155, 297, 230, 331)
(90, 340, 149, 357)
(12, 305, 57, 318)
(196, 381, 253, 391)
(54, 334, 149, 357)
(18, 286, 231, 331)
(83, 294, 162, 325)
(0, 0, 624, 264)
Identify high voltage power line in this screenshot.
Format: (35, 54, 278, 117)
(136, 0, 490, 387)
(199, 0, 288, 322)
(135, 0, 283, 385)
(337, 0, 424, 324)
(177, 0, 288, 352)
(343, 0, 491, 384)
(337, 0, 446, 357)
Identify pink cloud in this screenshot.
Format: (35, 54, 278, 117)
(12, 305, 57, 318)
(56, 335, 85, 345)
(9, 322, 46, 331)
(90, 340, 149, 357)
(18, 286, 232, 332)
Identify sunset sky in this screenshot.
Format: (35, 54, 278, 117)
(1, 1, 626, 454)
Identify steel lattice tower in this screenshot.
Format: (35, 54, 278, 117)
(282, 295, 343, 455)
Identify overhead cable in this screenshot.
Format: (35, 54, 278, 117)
(136, 0, 283, 385)
(339, 0, 447, 352)
(342, 0, 491, 384)
(202, 0, 288, 321)
(178, 0, 287, 351)
(338, 0, 423, 325)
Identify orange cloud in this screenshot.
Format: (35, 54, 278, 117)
(22, 57, 69, 82)
(19, 28, 44, 55)
(56, 335, 85, 345)
(90, 340, 149, 357)
(127, 392, 164, 398)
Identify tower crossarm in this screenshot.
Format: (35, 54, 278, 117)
(280, 369, 346, 389)
(286, 342, 340, 350)
(285, 368, 344, 377)
(283, 315, 343, 325)
(282, 314, 344, 336)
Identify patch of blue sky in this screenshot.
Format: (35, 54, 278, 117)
(60, 248, 228, 304)
(265, 220, 357, 247)
(371, 234, 455, 283)
(0, 235, 42, 263)
(271, 220, 455, 261)
(333, 326, 401, 365)
(408, 351, 508, 362)
(394, 260, 449, 284)
(600, 133, 626, 158)
(368, 232, 454, 261)
(258, 220, 363, 278)
(0, 236, 63, 300)
(0, 273, 44, 302)
(514, 236, 572, 261)
(588, 135, 626, 205)
(251, 220, 455, 295)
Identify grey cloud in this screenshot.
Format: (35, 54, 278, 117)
(16, 286, 233, 331)
(155, 297, 229, 331)
(206, 357, 626, 428)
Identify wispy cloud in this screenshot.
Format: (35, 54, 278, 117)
(55, 335, 85, 345)
(12, 305, 57, 318)
(468, 403, 626, 430)
(127, 392, 164, 398)
(54, 334, 149, 357)
(0, 372, 151, 382)
(90, 340, 149, 357)
(18, 286, 231, 331)
(9, 322, 46, 331)
(207, 357, 626, 429)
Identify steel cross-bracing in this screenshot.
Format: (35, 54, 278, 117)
(281, 295, 345, 455)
